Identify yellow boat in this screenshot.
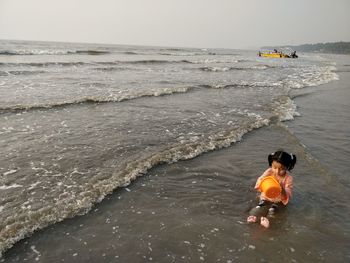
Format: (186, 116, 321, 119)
(259, 52, 290, 58)
(258, 50, 298, 58)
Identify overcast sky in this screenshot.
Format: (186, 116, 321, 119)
(1, 0, 349, 49)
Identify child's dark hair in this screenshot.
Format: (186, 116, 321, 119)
(268, 150, 296, 171)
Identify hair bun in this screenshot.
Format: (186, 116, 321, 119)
(268, 151, 297, 171)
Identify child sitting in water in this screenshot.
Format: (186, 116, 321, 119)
(247, 150, 296, 228)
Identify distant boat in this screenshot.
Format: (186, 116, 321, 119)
(258, 49, 298, 58)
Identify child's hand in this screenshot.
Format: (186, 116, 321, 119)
(281, 187, 286, 197)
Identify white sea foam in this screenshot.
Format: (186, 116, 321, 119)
(0, 184, 23, 190)
(30, 245, 41, 261)
(271, 96, 300, 121)
(0, 86, 194, 113)
(285, 64, 339, 89)
(3, 169, 17, 176)
(0, 49, 111, 56)
(0, 49, 73, 55)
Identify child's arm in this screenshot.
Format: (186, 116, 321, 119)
(281, 175, 293, 205)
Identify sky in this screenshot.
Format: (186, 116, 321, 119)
(1, 0, 349, 49)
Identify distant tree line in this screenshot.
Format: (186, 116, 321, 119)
(263, 42, 350, 54)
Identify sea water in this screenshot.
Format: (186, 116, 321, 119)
(0, 40, 348, 262)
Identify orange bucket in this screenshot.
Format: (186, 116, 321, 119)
(259, 176, 281, 199)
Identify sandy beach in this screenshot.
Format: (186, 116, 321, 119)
(2, 0, 350, 261)
(1, 54, 349, 263)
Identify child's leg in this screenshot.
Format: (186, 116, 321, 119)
(267, 202, 283, 216)
(247, 215, 257, 223)
(260, 217, 270, 228)
(258, 199, 267, 207)
(263, 203, 285, 228)
(258, 200, 273, 228)
(248, 201, 284, 227)
(247, 200, 270, 223)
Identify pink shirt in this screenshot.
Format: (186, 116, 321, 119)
(254, 168, 293, 205)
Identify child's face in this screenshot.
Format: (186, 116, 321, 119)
(271, 160, 287, 176)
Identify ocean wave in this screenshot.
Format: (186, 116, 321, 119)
(0, 59, 194, 68)
(0, 51, 21, 56)
(270, 96, 300, 121)
(0, 70, 47, 76)
(122, 51, 140, 55)
(285, 65, 339, 89)
(0, 49, 110, 56)
(0, 87, 194, 114)
(75, 50, 110, 55)
(198, 65, 273, 72)
(0, 82, 273, 114)
(158, 52, 210, 56)
(0, 62, 89, 68)
(0, 50, 73, 56)
(161, 48, 185, 52)
(118, 49, 207, 56)
(0, 184, 23, 190)
(200, 81, 278, 90)
(159, 48, 239, 57)
(126, 59, 194, 65)
(93, 66, 137, 72)
(0, 58, 250, 69)
(0, 115, 269, 257)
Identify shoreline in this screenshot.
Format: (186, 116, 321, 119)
(3, 119, 348, 262)
(2, 55, 350, 262)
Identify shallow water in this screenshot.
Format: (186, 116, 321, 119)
(0, 40, 349, 262)
(289, 55, 350, 187)
(4, 124, 349, 263)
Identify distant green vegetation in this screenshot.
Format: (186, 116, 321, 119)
(263, 42, 350, 54)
